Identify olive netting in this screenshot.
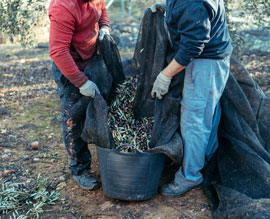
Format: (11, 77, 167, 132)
(76, 9, 270, 218)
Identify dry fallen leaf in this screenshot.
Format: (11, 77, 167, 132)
(1, 129, 7, 134)
(0, 170, 15, 178)
(56, 182, 67, 190)
(4, 170, 15, 175)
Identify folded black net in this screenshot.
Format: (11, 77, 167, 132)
(79, 9, 270, 218)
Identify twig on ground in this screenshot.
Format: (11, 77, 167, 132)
(85, 213, 117, 218)
(0, 144, 17, 148)
(164, 200, 194, 219)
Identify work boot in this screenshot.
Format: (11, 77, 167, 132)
(161, 180, 202, 197)
(73, 170, 98, 190)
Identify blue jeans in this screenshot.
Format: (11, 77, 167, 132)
(52, 63, 91, 175)
(175, 57, 230, 185)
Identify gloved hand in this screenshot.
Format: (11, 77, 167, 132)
(79, 80, 100, 98)
(150, 2, 166, 13)
(99, 26, 110, 41)
(151, 72, 171, 99)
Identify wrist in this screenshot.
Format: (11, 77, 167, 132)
(162, 59, 186, 78)
(101, 25, 110, 31)
(79, 80, 91, 90)
(159, 71, 172, 81)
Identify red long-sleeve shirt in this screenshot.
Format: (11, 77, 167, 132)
(49, 0, 110, 88)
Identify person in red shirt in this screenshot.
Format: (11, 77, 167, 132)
(49, 0, 110, 189)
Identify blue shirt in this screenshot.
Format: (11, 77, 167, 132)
(166, 0, 233, 66)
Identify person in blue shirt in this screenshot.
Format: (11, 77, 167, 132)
(150, 0, 232, 196)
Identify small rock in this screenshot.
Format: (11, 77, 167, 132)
(31, 141, 39, 150)
(2, 154, 9, 159)
(26, 179, 33, 184)
(48, 135, 52, 140)
(56, 182, 67, 190)
(59, 176, 66, 181)
(116, 205, 121, 209)
(33, 158, 40, 162)
(3, 149, 11, 153)
(100, 201, 113, 211)
(132, 27, 139, 33)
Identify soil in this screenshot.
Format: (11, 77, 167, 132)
(0, 18, 269, 219)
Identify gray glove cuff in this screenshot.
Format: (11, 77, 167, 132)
(157, 72, 172, 83)
(79, 80, 100, 98)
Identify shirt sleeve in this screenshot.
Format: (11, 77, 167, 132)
(49, 3, 88, 88)
(99, 0, 110, 28)
(173, 2, 212, 66)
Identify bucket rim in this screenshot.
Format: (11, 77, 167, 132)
(96, 145, 165, 156)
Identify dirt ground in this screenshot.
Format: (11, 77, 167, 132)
(1, 23, 270, 219)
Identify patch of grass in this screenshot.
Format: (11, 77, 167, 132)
(0, 44, 50, 62)
(7, 95, 62, 142)
(0, 174, 60, 219)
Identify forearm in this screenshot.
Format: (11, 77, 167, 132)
(49, 17, 88, 88)
(50, 49, 88, 87)
(99, 1, 110, 28)
(49, 29, 88, 87)
(162, 59, 185, 78)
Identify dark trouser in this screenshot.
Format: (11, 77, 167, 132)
(52, 63, 91, 175)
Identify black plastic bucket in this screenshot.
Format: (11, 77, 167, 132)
(96, 145, 166, 200)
